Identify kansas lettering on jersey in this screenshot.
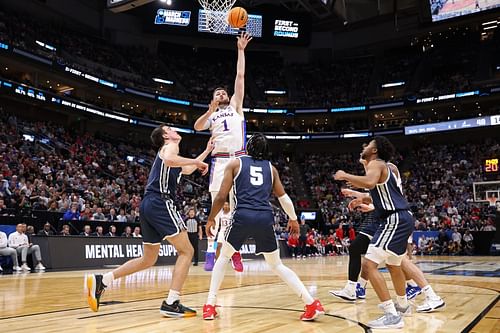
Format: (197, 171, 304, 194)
(368, 164, 409, 218)
(233, 156, 273, 211)
(145, 151, 182, 196)
(208, 105, 246, 155)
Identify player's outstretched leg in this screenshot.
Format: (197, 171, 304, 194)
(86, 243, 160, 312)
(263, 250, 325, 321)
(203, 242, 233, 320)
(401, 258, 445, 312)
(362, 254, 404, 329)
(160, 231, 197, 318)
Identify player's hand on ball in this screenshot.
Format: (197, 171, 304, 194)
(205, 219, 215, 237)
(237, 32, 252, 50)
(334, 170, 347, 181)
(287, 219, 299, 237)
(197, 161, 209, 176)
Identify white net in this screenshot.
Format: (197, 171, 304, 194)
(198, 0, 236, 33)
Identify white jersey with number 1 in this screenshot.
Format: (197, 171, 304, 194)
(208, 105, 246, 193)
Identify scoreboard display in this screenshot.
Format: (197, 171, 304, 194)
(485, 158, 499, 180)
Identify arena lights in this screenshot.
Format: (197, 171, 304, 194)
(157, 96, 190, 106)
(331, 106, 366, 112)
(152, 77, 174, 84)
(381, 81, 405, 88)
(264, 90, 287, 95)
(35, 40, 57, 52)
(0, 42, 8, 50)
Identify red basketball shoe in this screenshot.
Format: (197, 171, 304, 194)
(300, 300, 325, 321)
(203, 304, 218, 320)
(231, 252, 244, 272)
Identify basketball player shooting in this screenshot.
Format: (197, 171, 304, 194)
(86, 125, 213, 318)
(202, 133, 325, 321)
(194, 32, 252, 272)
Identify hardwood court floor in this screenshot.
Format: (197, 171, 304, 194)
(0, 256, 498, 333)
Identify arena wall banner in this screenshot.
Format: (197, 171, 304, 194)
(32, 236, 289, 269)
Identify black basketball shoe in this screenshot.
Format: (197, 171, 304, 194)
(160, 300, 197, 318)
(87, 274, 106, 312)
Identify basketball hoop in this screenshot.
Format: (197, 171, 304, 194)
(198, 0, 236, 33)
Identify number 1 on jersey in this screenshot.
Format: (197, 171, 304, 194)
(222, 119, 229, 132)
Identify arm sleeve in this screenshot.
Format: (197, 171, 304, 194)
(277, 194, 298, 220)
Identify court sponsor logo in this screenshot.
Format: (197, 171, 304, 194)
(85, 244, 177, 259)
(239, 244, 256, 255)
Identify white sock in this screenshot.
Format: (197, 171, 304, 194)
(346, 280, 357, 293)
(207, 254, 231, 305)
(381, 299, 398, 316)
(396, 295, 408, 308)
(406, 279, 418, 287)
(166, 289, 181, 305)
(102, 272, 114, 287)
(422, 285, 439, 299)
(358, 277, 368, 288)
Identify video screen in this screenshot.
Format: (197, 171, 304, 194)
(430, 0, 500, 22)
(300, 212, 317, 221)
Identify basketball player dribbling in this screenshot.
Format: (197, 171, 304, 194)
(86, 125, 213, 317)
(202, 133, 325, 321)
(194, 32, 252, 272)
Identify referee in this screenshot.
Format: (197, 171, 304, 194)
(185, 208, 203, 266)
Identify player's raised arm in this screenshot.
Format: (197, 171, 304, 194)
(206, 159, 239, 237)
(194, 100, 219, 131)
(181, 137, 214, 175)
(271, 165, 299, 237)
(230, 32, 252, 115)
(160, 143, 208, 175)
(334, 160, 385, 189)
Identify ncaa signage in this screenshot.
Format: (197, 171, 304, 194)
(154, 9, 191, 26)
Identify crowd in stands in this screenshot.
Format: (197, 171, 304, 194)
(0, 107, 497, 260)
(1, 7, 497, 113)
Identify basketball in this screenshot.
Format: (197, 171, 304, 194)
(227, 7, 248, 28)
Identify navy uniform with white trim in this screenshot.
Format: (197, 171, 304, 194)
(141, 151, 187, 244)
(225, 155, 277, 254)
(367, 163, 413, 260)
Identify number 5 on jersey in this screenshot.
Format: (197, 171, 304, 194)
(250, 166, 263, 186)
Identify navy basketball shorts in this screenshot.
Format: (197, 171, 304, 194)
(365, 210, 414, 266)
(225, 208, 278, 254)
(140, 195, 187, 244)
(359, 220, 380, 240)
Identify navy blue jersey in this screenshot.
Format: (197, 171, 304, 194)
(369, 164, 409, 218)
(144, 151, 182, 196)
(233, 156, 273, 211)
